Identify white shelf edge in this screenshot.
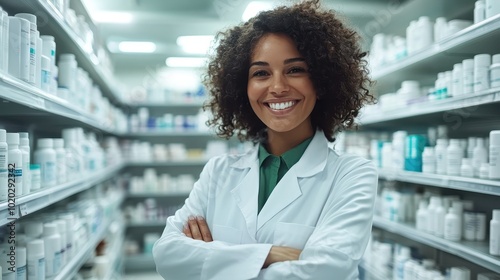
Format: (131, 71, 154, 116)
(378, 168, 500, 196)
(373, 216, 500, 274)
(123, 130, 214, 137)
(0, 163, 125, 226)
(127, 160, 208, 167)
(127, 192, 191, 198)
(35, 0, 125, 105)
(0, 72, 123, 135)
(370, 14, 500, 80)
(127, 101, 205, 107)
(360, 89, 500, 125)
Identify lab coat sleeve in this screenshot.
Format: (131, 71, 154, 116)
(254, 158, 378, 280)
(152, 157, 273, 280)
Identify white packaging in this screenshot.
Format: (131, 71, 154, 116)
(52, 65, 59, 96)
(406, 20, 417, 55)
(392, 131, 407, 171)
(486, 0, 500, 18)
(0, 130, 7, 201)
(43, 223, 62, 277)
(452, 200, 464, 240)
(447, 139, 463, 176)
(452, 63, 463, 96)
(7, 133, 23, 197)
(480, 162, 490, 179)
(435, 139, 448, 174)
(416, 16, 434, 52)
(467, 137, 476, 159)
(58, 213, 74, 260)
(30, 164, 41, 191)
(427, 197, 439, 234)
(19, 135, 31, 195)
(490, 209, 500, 255)
(0, 9, 4, 71)
(35, 31, 42, 89)
(54, 219, 67, 267)
(463, 211, 476, 241)
(2, 11, 9, 72)
(473, 138, 488, 177)
(476, 212, 486, 241)
(16, 17, 30, 83)
(393, 246, 411, 280)
(53, 139, 67, 184)
(15, 13, 36, 85)
(434, 17, 447, 42)
(462, 59, 475, 94)
(34, 138, 56, 188)
(40, 35, 56, 69)
(444, 207, 461, 241)
(16, 246, 27, 280)
(26, 239, 45, 280)
(57, 53, 77, 96)
(491, 54, 500, 88)
(1, 247, 15, 279)
(8, 17, 22, 79)
(490, 130, 500, 179)
(460, 158, 474, 177)
(422, 147, 436, 173)
(474, 54, 491, 92)
(475, 0, 486, 23)
(434, 197, 446, 237)
(41, 55, 51, 92)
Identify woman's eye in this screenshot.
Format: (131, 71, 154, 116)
(288, 67, 306, 74)
(252, 70, 268, 77)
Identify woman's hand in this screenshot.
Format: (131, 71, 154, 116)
(183, 216, 213, 242)
(263, 246, 302, 268)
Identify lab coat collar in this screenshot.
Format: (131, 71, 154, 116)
(230, 130, 329, 234)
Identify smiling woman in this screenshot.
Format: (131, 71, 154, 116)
(152, 1, 378, 279)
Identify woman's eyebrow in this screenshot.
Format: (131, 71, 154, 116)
(249, 57, 305, 68)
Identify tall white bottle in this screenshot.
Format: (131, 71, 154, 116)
(434, 198, 446, 237)
(473, 138, 488, 177)
(0, 129, 8, 201)
(7, 133, 23, 197)
(34, 138, 56, 188)
(19, 133, 31, 195)
(53, 139, 67, 184)
(444, 207, 461, 241)
(490, 209, 500, 256)
(490, 131, 500, 179)
(14, 13, 37, 85)
(447, 139, 463, 176)
(435, 139, 448, 174)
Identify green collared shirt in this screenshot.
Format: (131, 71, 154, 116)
(258, 137, 313, 213)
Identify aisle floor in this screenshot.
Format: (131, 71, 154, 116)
(123, 272, 163, 280)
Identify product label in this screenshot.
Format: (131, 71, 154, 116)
(16, 265, 26, 278)
(0, 147, 6, 166)
(54, 251, 61, 274)
(491, 146, 500, 166)
(41, 70, 50, 84)
(42, 161, 56, 185)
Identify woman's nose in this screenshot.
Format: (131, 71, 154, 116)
(270, 74, 289, 94)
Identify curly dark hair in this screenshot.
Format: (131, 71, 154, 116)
(203, 0, 374, 142)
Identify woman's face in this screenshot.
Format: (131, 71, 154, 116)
(247, 33, 316, 137)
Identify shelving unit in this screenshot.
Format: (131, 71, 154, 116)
(127, 192, 190, 198)
(102, 217, 127, 280)
(123, 130, 213, 137)
(373, 216, 500, 274)
(128, 101, 205, 108)
(127, 159, 207, 167)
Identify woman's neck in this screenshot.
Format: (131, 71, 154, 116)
(266, 127, 314, 156)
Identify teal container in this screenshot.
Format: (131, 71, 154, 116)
(405, 134, 427, 172)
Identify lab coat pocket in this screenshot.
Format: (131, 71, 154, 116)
(274, 222, 315, 250)
(212, 224, 242, 244)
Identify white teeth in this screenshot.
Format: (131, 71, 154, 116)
(269, 101, 295, 110)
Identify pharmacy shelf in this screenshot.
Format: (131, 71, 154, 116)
(371, 13, 500, 92)
(0, 72, 122, 134)
(127, 159, 208, 167)
(124, 130, 214, 137)
(372, 216, 500, 274)
(127, 192, 190, 198)
(359, 260, 386, 280)
(2, 0, 125, 106)
(128, 100, 205, 108)
(0, 163, 125, 227)
(378, 168, 500, 196)
(124, 254, 156, 272)
(127, 221, 165, 228)
(103, 219, 126, 280)
(359, 89, 500, 126)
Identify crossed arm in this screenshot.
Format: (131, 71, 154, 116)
(183, 215, 301, 268)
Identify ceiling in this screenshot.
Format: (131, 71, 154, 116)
(82, 0, 404, 73)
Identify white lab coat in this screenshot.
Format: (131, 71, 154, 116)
(153, 130, 378, 280)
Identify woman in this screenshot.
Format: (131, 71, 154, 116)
(153, 1, 377, 279)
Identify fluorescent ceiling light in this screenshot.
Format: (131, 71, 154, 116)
(242, 1, 274, 21)
(92, 12, 133, 23)
(118, 41, 156, 53)
(166, 57, 208, 68)
(176, 35, 214, 55)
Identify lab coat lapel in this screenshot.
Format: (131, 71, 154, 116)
(230, 147, 259, 239)
(257, 130, 328, 230)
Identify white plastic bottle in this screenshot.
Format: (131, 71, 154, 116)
(41, 55, 51, 93)
(435, 139, 448, 174)
(40, 35, 56, 69)
(475, 0, 486, 23)
(14, 13, 37, 85)
(473, 138, 488, 177)
(490, 209, 500, 256)
(54, 219, 67, 267)
(58, 213, 74, 260)
(53, 139, 67, 184)
(444, 207, 461, 241)
(15, 16, 30, 83)
(434, 17, 447, 42)
(416, 16, 434, 52)
(26, 239, 45, 280)
(393, 246, 411, 280)
(427, 197, 439, 234)
(434, 199, 446, 237)
(490, 130, 500, 179)
(43, 222, 62, 277)
(462, 59, 475, 94)
(422, 147, 436, 173)
(460, 158, 474, 177)
(34, 138, 56, 188)
(16, 246, 27, 280)
(19, 133, 31, 196)
(474, 54, 491, 92)
(8, 16, 22, 79)
(7, 133, 23, 197)
(447, 139, 463, 176)
(57, 53, 77, 97)
(30, 164, 41, 191)
(452, 63, 463, 96)
(2, 10, 10, 72)
(35, 31, 42, 89)
(486, 0, 500, 18)
(0, 129, 7, 201)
